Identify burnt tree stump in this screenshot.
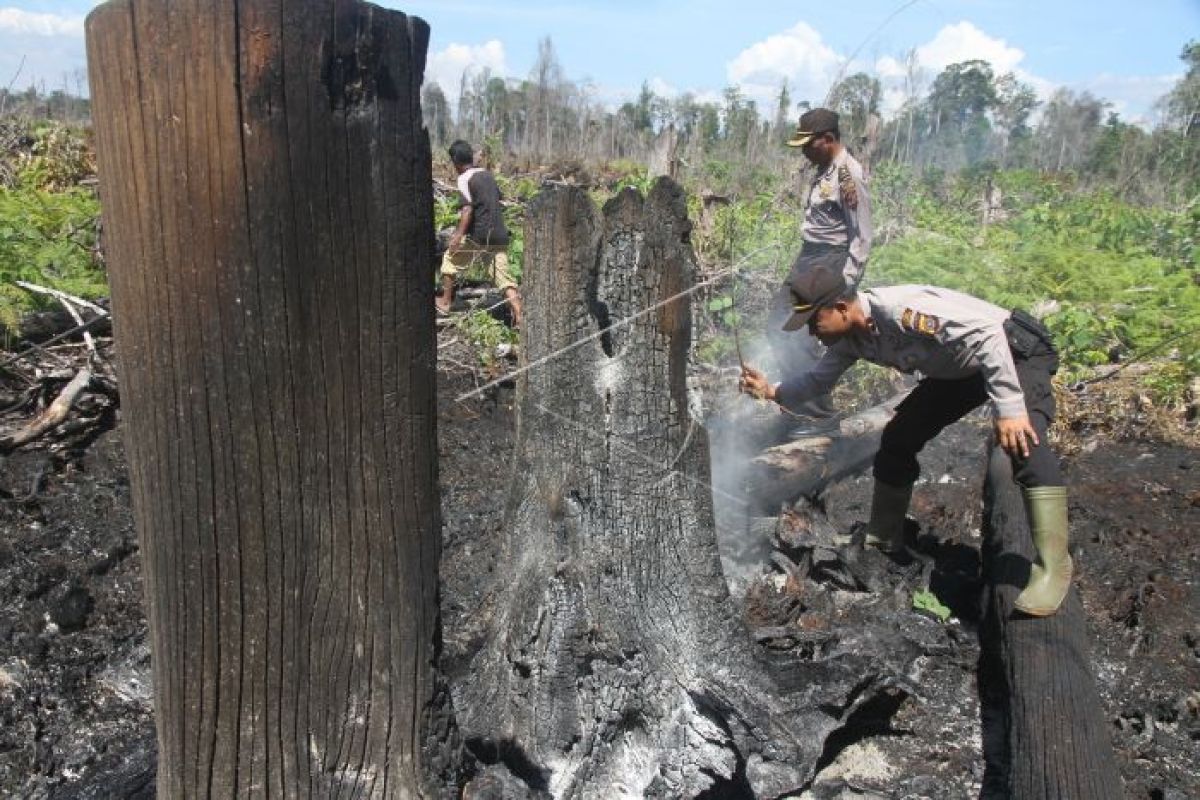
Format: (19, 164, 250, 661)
(454, 180, 853, 798)
(979, 447, 1121, 799)
(87, 1, 456, 796)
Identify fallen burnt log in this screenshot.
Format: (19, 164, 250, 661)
(744, 391, 909, 511)
(978, 446, 1121, 798)
(454, 180, 882, 797)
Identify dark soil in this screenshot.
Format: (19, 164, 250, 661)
(1, 340, 1196, 798)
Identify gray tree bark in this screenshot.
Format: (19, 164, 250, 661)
(87, 1, 456, 796)
(978, 447, 1122, 799)
(453, 180, 837, 798)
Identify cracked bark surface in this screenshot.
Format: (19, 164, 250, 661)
(87, 2, 455, 796)
(454, 180, 844, 798)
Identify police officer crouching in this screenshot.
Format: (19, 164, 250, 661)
(740, 265, 1071, 617)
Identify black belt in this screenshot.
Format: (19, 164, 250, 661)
(800, 241, 849, 255)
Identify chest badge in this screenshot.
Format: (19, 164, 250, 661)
(901, 308, 940, 336)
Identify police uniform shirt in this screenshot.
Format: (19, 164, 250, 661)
(776, 286, 1028, 419)
(802, 148, 872, 285)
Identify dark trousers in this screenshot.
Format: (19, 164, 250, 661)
(873, 339, 1063, 490)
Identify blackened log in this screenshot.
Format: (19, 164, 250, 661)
(86, 1, 456, 795)
(745, 391, 909, 510)
(454, 180, 841, 798)
(978, 447, 1121, 798)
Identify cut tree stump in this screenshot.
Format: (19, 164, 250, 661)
(978, 446, 1122, 799)
(87, 1, 456, 796)
(454, 180, 849, 798)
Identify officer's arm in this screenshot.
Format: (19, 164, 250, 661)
(774, 347, 857, 413)
(942, 319, 1026, 419)
(843, 170, 872, 283)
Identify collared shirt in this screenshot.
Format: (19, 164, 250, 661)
(776, 286, 1028, 419)
(802, 148, 872, 285)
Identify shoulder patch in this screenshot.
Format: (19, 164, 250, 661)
(837, 164, 858, 211)
(901, 308, 940, 336)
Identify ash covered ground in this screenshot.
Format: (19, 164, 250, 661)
(0, 337, 1196, 798)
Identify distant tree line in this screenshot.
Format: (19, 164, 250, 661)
(423, 37, 1200, 204)
(0, 71, 91, 125)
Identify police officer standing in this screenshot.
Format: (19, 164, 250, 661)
(768, 108, 873, 427)
(742, 265, 1072, 617)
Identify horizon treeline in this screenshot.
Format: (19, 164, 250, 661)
(423, 37, 1200, 205)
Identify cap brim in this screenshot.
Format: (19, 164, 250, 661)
(786, 132, 815, 148)
(782, 308, 815, 331)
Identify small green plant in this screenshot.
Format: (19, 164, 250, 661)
(706, 293, 740, 327)
(912, 589, 952, 622)
(453, 309, 517, 367)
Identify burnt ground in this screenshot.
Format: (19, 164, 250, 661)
(0, 337, 1197, 798)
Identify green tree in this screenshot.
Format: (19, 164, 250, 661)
(992, 72, 1039, 165)
(1037, 88, 1108, 171)
(827, 72, 881, 146)
(1162, 39, 1200, 135)
(422, 82, 452, 146)
(772, 79, 792, 144)
(924, 60, 997, 166)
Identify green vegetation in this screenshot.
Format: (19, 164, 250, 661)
(867, 167, 1200, 378)
(0, 120, 103, 331)
(4, 41, 1198, 398)
(912, 588, 953, 623)
(452, 309, 517, 368)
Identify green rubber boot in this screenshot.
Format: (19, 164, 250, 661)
(864, 480, 914, 553)
(1014, 486, 1073, 617)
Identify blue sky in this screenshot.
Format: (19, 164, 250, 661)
(3, 1, 1196, 124)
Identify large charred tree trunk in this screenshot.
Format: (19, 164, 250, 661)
(978, 448, 1121, 799)
(455, 181, 836, 798)
(87, 2, 454, 795)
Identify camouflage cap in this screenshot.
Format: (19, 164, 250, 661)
(786, 107, 839, 148)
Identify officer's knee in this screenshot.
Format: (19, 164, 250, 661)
(874, 449, 918, 487)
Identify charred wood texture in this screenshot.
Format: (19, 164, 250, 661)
(979, 447, 1121, 799)
(455, 180, 834, 798)
(745, 390, 909, 510)
(86, 2, 455, 796)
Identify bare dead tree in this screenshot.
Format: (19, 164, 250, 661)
(86, 1, 456, 795)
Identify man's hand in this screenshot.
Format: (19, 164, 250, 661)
(448, 232, 463, 253)
(996, 414, 1039, 459)
(740, 365, 776, 402)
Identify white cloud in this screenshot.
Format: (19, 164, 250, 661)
(911, 21, 1025, 76)
(1075, 72, 1181, 126)
(874, 22, 1042, 115)
(0, 8, 84, 37)
(869, 21, 1176, 124)
(425, 39, 507, 97)
(726, 21, 842, 110)
(646, 76, 677, 99)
